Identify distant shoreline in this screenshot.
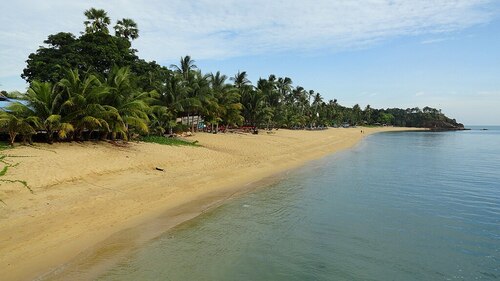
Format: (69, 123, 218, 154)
(0, 127, 424, 280)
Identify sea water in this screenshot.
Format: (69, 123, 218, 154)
(98, 127, 500, 281)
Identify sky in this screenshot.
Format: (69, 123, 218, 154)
(1, 0, 499, 125)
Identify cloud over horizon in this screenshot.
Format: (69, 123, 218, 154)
(0, 0, 497, 90)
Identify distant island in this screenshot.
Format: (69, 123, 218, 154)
(0, 7, 463, 146)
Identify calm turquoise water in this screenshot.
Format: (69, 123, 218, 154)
(99, 127, 500, 281)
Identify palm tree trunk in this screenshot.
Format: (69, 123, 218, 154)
(9, 131, 17, 146)
(192, 112, 196, 132)
(47, 130, 54, 144)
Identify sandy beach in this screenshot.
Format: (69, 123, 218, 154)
(0, 127, 419, 280)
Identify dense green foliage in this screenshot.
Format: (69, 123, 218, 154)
(141, 135, 199, 146)
(1, 8, 463, 145)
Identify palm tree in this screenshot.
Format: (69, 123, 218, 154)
(24, 81, 74, 143)
(277, 77, 293, 103)
(352, 104, 362, 125)
(187, 71, 213, 132)
(312, 92, 323, 107)
(312, 92, 323, 126)
(256, 78, 279, 129)
(230, 71, 251, 89)
(169, 59, 201, 132)
(209, 71, 243, 131)
(58, 69, 114, 140)
(240, 87, 271, 128)
(114, 18, 139, 40)
(104, 67, 152, 139)
(161, 72, 188, 114)
(307, 90, 315, 106)
(171, 56, 197, 81)
(0, 103, 42, 145)
(364, 104, 372, 124)
(149, 105, 176, 135)
(84, 8, 111, 34)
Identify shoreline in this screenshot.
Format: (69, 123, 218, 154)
(39, 170, 291, 281)
(0, 127, 423, 280)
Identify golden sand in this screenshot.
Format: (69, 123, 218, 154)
(0, 127, 420, 280)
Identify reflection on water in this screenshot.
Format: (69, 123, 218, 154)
(98, 129, 500, 281)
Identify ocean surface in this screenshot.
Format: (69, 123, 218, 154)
(98, 127, 500, 281)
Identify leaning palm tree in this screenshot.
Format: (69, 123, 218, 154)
(84, 8, 111, 34)
(114, 18, 139, 40)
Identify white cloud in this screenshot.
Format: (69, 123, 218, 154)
(420, 37, 452, 44)
(0, 0, 497, 88)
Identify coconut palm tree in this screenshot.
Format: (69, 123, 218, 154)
(149, 105, 176, 135)
(160, 72, 188, 114)
(209, 71, 243, 131)
(24, 81, 74, 143)
(311, 92, 324, 126)
(230, 71, 251, 89)
(187, 71, 214, 132)
(364, 104, 372, 124)
(84, 8, 111, 34)
(352, 104, 362, 125)
(170, 56, 197, 81)
(240, 87, 271, 128)
(0, 103, 42, 145)
(114, 18, 139, 40)
(277, 77, 293, 102)
(58, 69, 114, 140)
(104, 66, 152, 139)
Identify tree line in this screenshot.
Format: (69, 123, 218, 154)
(0, 8, 463, 145)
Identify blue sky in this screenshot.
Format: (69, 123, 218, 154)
(1, 0, 499, 125)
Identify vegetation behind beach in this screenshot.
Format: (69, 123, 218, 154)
(0, 8, 463, 145)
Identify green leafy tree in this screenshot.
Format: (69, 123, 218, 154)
(23, 9, 138, 84)
(379, 112, 395, 125)
(21, 32, 77, 83)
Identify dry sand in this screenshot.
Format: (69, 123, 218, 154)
(0, 127, 420, 280)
